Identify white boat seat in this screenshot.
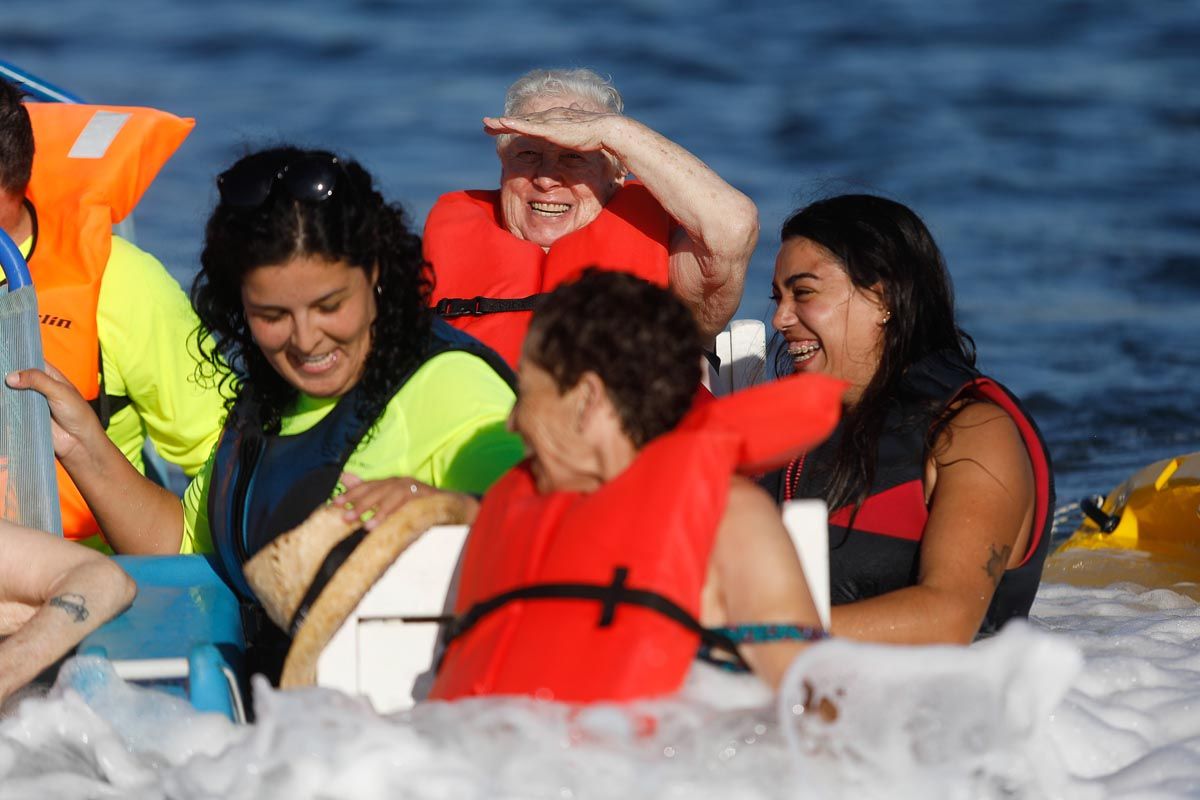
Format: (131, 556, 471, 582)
(783, 499, 831, 629)
(705, 318, 769, 396)
(316, 523, 468, 712)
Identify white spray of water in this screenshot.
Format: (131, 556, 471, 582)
(2, 581, 1200, 799)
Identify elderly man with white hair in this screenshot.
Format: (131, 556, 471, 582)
(425, 67, 758, 368)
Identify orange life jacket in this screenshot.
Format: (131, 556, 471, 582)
(423, 183, 671, 368)
(23, 102, 193, 540)
(430, 373, 846, 703)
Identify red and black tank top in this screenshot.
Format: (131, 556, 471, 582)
(760, 350, 1054, 635)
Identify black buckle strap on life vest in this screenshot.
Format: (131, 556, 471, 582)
(286, 525, 370, 638)
(88, 392, 132, 429)
(87, 343, 132, 428)
(438, 566, 752, 672)
(434, 294, 543, 318)
(598, 566, 628, 626)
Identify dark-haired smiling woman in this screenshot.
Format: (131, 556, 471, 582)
(759, 194, 1054, 644)
(7, 147, 524, 678)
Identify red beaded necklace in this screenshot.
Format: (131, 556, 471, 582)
(783, 453, 807, 502)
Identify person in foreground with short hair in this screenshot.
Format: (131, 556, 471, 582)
(425, 67, 758, 368)
(759, 194, 1054, 644)
(0, 520, 135, 706)
(419, 271, 845, 702)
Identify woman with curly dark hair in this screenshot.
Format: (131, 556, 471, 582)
(10, 146, 523, 676)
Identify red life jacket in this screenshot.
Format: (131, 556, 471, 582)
(430, 373, 846, 703)
(423, 183, 671, 368)
(23, 102, 193, 540)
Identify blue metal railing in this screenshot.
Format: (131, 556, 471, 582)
(0, 228, 33, 290)
(0, 59, 85, 103)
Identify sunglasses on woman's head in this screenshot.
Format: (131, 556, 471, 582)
(217, 153, 343, 209)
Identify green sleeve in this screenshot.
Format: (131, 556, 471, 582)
(344, 350, 524, 495)
(180, 444, 217, 555)
(182, 351, 521, 554)
(97, 237, 228, 477)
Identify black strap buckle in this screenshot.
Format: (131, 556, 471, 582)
(435, 296, 487, 318)
(435, 294, 544, 318)
(436, 566, 753, 673)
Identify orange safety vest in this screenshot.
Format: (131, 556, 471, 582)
(423, 183, 671, 368)
(23, 102, 193, 540)
(430, 373, 846, 703)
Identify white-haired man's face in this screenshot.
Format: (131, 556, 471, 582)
(497, 94, 623, 250)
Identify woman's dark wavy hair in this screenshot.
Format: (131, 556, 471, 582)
(527, 269, 701, 447)
(775, 194, 975, 511)
(191, 145, 433, 434)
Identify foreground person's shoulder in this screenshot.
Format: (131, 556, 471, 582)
(723, 475, 782, 523)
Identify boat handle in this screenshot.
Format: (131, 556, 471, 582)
(1079, 494, 1121, 534)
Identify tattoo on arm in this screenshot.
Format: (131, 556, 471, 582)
(983, 544, 1012, 586)
(49, 593, 90, 623)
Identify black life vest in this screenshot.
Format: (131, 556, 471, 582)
(760, 350, 1054, 635)
(206, 318, 514, 600)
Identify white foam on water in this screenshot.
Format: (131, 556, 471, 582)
(3, 580, 1200, 799)
(777, 621, 1090, 799)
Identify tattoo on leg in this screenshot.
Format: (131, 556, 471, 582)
(49, 593, 90, 623)
(984, 544, 1012, 586)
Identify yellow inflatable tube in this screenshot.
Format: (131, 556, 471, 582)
(1042, 452, 1200, 599)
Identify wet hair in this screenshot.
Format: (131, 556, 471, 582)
(776, 194, 975, 511)
(526, 269, 701, 448)
(504, 68, 623, 116)
(0, 79, 34, 196)
(191, 146, 433, 434)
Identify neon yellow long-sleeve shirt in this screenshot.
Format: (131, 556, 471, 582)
(96, 236, 226, 476)
(181, 349, 523, 554)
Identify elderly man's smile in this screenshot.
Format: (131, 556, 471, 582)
(530, 201, 571, 216)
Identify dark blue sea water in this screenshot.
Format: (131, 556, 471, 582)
(5, 0, 1199, 525)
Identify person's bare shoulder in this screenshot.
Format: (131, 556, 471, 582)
(715, 475, 800, 564)
(931, 399, 1032, 494)
(724, 475, 781, 522)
